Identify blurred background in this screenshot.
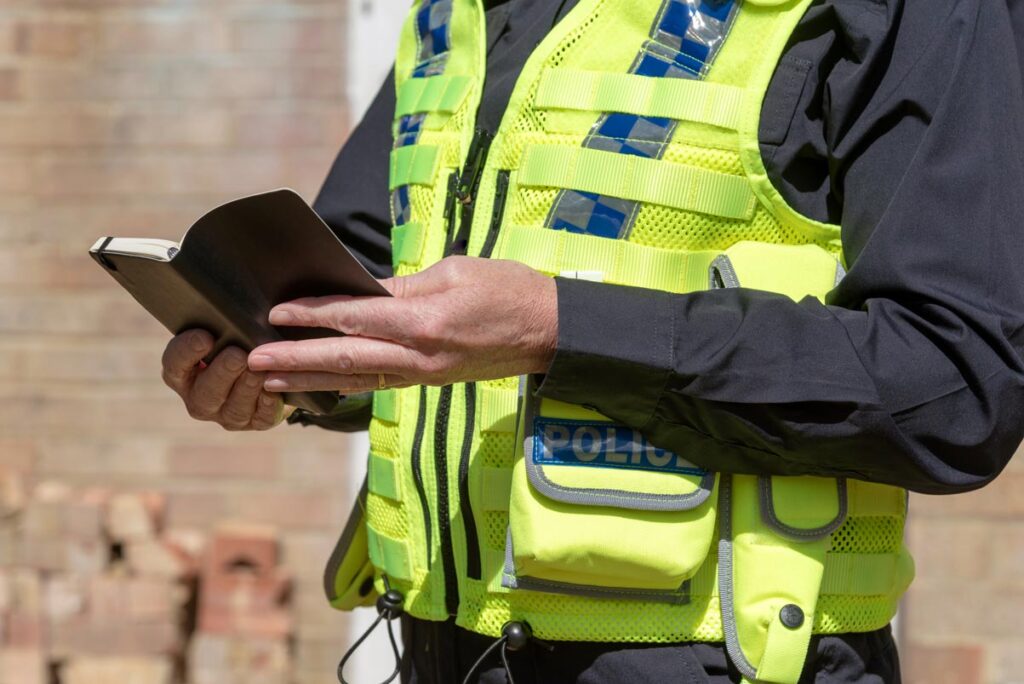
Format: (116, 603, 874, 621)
(0, 1, 1022, 683)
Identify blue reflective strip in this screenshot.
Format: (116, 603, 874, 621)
(533, 418, 706, 476)
(392, 0, 453, 217)
(545, 0, 739, 239)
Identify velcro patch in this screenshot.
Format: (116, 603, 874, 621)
(533, 418, 706, 476)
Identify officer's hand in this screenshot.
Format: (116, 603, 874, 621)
(161, 329, 285, 431)
(248, 256, 557, 393)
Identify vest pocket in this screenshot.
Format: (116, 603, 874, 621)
(501, 381, 718, 600)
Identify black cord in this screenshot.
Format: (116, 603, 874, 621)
(461, 635, 509, 684)
(337, 577, 403, 684)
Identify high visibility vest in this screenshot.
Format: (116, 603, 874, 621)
(325, 1, 915, 681)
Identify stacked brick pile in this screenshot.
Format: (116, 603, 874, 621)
(189, 524, 293, 684)
(0, 470, 294, 684)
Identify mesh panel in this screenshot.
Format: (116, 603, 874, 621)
(366, 493, 408, 539)
(815, 595, 898, 633)
(466, 589, 724, 642)
(370, 420, 400, 457)
(828, 516, 904, 555)
(478, 432, 514, 469)
(483, 511, 508, 551)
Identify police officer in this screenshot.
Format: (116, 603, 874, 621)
(160, 0, 1024, 681)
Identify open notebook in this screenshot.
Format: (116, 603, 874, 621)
(90, 189, 389, 414)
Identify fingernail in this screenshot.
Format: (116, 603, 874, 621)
(261, 394, 278, 407)
(264, 378, 288, 391)
(224, 354, 245, 372)
(249, 354, 274, 369)
(245, 373, 262, 388)
(191, 333, 208, 352)
(269, 309, 293, 325)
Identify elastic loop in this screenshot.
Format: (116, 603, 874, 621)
(536, 68, 743, 130)
(518, 146, 756, 220)
(395, 74, 472, 118)
(389, 144, 440, 190)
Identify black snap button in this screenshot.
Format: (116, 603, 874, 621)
(358, 577, 375, 597)
(502, 621, 533, 651)
(779, 604, 804, 629)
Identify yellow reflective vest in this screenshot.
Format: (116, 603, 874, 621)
(325, 0, 915, 681)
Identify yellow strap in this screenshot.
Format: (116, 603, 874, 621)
(368, 453, 401, 502)
(758, 616, 814, 683)
(820, 553, 898, 596)
(535, 68, 743, 130)
(478, 385, 519, 434)
(518, 145, 756, 220)
(366, 525, 412, 581)
(395, 74, 472, 118)
(389, 144, 440, 190)
(391, 223, 425, 266)
(502, 225, 719, 293)
(372, 389, 399, 423)
(480, 467, 513, 511)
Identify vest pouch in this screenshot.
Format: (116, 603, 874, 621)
(324, 479, 378, 611)
(502, 379, 718, 601)
(720, 475, 847, 684)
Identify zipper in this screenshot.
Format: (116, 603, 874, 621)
(479, 170, 510, 258)
(458, 382, 482, 580)
(410, 386, 433, 569)
(422, 127, 498, 616)
(433, 384, 460, 615)
(447, 127, 493, 256)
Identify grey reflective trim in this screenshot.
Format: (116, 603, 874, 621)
(502, 526, 691, 604)
(758, 476, 848, 542)
(709, 254, 741, 289)
(521, 388, 716, 512)
(717, 474, 759, 681)
(834, 261, 847, 287)
(323, 477, 369, 602)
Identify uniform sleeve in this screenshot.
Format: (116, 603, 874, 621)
(313, 70, 396, 279)
(538, 0, 1024, 494)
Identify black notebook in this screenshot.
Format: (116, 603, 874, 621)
(90, 189, 390, 415)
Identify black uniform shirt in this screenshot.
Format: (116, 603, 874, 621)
(312, 0, 1024, 494)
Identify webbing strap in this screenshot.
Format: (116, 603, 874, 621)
(478, 385, 518, 434)
(391, 223, 425, 267)
(372, 389, 398, 423)
(395, 74, 472, 118)
(502, 225, 719, 293)
(518, 146, 756, 220)
(389, 144, 439, 190)
(535, 69, 743, 130)
(368, 453, 401, 502)
(481, 467, 513, 511)
(366, 525, 412, 581)
(820, 553, 898, 596)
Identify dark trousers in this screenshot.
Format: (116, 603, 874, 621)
(400, 616, 900, 684)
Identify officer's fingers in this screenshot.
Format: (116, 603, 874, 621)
(161, 330, 214, 395)
(218, 370, 263, 430)
(263, 372, 407, 393)
(187, 347, 248, 420)
(250, 336, 419, 375)
(249, 392, 285, 431)
(268, 296, 420, 342)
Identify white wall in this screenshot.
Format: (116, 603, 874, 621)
(342, 1, 409, 679)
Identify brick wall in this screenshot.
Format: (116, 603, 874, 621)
(2, 1, 1023, 683)
(0, 1, 365, 682)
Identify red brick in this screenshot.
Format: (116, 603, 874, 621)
(61, 656, 174, 684)
(205, 523, 280, 578)
(0, 649, 46, 684)
(169, 442, 279, 480)
(902, 643, 985, 684)
(0, 69, 18, 100)
(14, 21, 92, 59)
